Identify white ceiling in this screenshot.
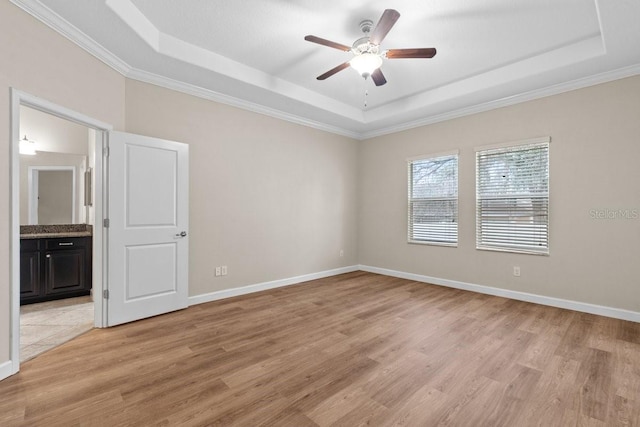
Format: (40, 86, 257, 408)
(12, 0, 640, 139)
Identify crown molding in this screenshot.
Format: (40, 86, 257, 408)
(9, 0, 361, 140)
(10, 0, 131, 75)
(126, 68, 362, 140)
(11, 0, 640, 142)
(360, 63, 640, 140)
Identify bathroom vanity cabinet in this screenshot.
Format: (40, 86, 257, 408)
(20, 236, 92, 305)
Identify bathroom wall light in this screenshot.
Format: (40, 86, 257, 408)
(19, 135, 37, 155)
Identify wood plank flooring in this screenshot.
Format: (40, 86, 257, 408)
(1, 271, 639, 426)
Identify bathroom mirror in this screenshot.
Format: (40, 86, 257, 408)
(28, 166, 76, 225)
(20, 151, 89, 225)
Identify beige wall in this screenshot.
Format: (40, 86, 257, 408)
(20, 105, 90, 155)
(2, 0, 639, 375)
(124, 80, 359, 296)
(1, 2, 359, 368)
(358, 75, 640, 313)
(0, 1, 126, 363)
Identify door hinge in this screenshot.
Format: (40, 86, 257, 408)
(103, 218, 110, 228)
(103, 289, 109, 299)
(103, 146, 110, 157)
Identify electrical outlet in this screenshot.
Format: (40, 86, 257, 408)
(215, 267, 221, 277)
(221, 265, 227, 276)
(513, 266, 521, 277)
(339, 249, 344, 257)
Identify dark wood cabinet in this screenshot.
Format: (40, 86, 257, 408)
(20, 236, 92, 305)
(20, 240, 41, 300)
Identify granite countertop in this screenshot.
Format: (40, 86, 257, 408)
(20, 224, 93, 240)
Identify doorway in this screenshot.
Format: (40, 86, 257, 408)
(19, 106, 93, 362)
(9, 89, 112, 374)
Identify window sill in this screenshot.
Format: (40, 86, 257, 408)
(409, 240, 458, 248)
(476, 246, 549, 256)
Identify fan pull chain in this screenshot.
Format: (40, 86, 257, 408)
(364, 89, 369, 108)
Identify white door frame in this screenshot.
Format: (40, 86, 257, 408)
(9, 89, 112, 377)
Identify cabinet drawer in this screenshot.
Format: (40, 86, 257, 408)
(20, 239, 40, 252)
(45, 237, 89, 250)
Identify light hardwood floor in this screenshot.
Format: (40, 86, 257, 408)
(1, 271, 639, 426)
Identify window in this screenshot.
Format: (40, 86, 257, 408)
(408, 152, 458, 245)
(476, 137, 550, 254)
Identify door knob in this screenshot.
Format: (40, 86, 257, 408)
(176, 231, 187, 237)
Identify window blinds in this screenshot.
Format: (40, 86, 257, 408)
(408, 153, 458, 245)
(476, 139, 549, 254)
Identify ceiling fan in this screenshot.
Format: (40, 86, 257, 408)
(305, 9, 437, 87)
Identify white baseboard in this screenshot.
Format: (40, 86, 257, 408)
(187, 264, 640, 323)
(359, 265, 640, 323)
(189, 265, 359, 306)
(0, 360, 16, 382)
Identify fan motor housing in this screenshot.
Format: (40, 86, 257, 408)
(353, 37, 379, 54)
(352, 19, 380, 54)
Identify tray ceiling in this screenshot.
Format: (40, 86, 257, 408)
(11, 0, 640, 139)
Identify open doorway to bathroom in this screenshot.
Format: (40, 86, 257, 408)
(18, 105, 96, 362)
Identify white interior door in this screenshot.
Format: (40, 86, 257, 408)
(107, 131, 189, 326)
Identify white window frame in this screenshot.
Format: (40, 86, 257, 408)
(408, 150, 459, 247)
(475, 137, 550, 255)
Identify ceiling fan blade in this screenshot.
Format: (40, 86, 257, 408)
(304, 35, 352, 52)
(369, 9, 400, 45)
(317, 62, 351, 80)
(386, 48, 437, 59)
(371, 68, 387, 86)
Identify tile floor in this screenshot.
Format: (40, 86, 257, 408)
(20, 296, 94, 362)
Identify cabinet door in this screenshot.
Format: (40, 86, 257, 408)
(20, 250, 41, 299)
(44, 249, 86, 296)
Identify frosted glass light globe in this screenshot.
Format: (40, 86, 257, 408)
(350, 53, 383, 76)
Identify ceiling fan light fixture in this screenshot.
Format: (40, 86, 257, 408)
(306, 9, 435, 86)
(349, 53, 383, 77)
